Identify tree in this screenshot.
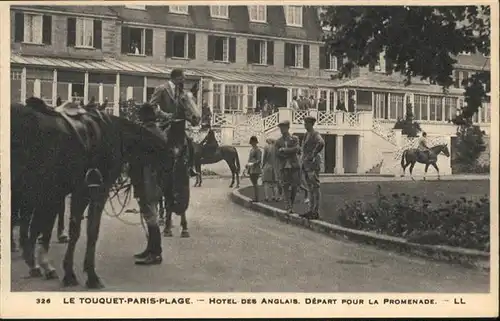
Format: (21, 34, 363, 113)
(321, 6, 491, 119)
(454, 124, 486, 170)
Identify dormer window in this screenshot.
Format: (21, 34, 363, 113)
(125, 5, 146, 10)
(170, 6, 189, 14)
(210, 5, 229, 19)
(459, 51, 471, 56)
(285, 5, 303, 27)
(248, 5, 266, 23)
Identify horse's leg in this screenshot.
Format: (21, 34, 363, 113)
(158, 197, 165, 226)
(409, 161, 416, 181)
(83, 191, 108, 289)
(423, 163, 430, 181)
(163, 210, 173, 237)
(23, 208, 43, 278)
(401, 155, 407, 177)
(432, 162, 440, 180)
(226, 158, 237, 188)
(62, 190, 88, 287)
(180, 212, 190, 238)
(57, 197, 68, 243)
(37, 203, 59, 280)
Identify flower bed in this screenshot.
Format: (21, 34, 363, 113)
(335, 185, 490, 252)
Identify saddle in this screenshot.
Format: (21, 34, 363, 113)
(26, 97, 104, 154)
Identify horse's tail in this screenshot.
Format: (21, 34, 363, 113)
(234, 148, 241, 174)
(401, 150, 407, 168)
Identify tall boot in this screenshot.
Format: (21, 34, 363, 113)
(134, 226, 152, 259)
(135, 225, 162, 265)
(187, 138, 198, 177)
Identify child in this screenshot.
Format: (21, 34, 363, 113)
(246, 136, 262, 202)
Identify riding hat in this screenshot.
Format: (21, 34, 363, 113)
(278, 120, 291, 127)
(304, 116, 316, 124)
(249, 136, 259, 144)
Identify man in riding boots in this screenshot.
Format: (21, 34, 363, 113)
(418, 132, 431, 160)
(149, 68, 198, 177)
(129, 104, 165, 265)
(300, 116, 324, 220)
(275, 120, 301, 214)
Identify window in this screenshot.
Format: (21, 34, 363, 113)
(213, 84, 222, 113)
(170, 6, 188, 14)
(215, 37, 229, 62)
(327, 54, 338, 71)
(373, 92, 387, 119)
(444, 97, 458, 121)
(247, 85, 255, 109)
(414, 95, 429, 121)
(285, 43, 309, 68)
(459, 51, 471, 55)
(24, 14, 43, 44)
(285, 6, 303, 27)
(225, 85, 244, 112)
(389, 93, 405, 120)
(121, 27, 153, 56)
(76, 18, 94, 47)
(125, 5, 146, 10)
(173, 32, 188, 58)
(248, 5, 266, 22)
(429, 96, 443, 121)
(247, 39, 271, 65)
(211, 5, 229, 18)
(11, 70, 22, 103)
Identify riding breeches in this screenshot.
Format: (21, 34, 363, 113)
(304, 170, 321, 214)
(138, 199, 159, 226)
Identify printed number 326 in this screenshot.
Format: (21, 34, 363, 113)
(36, 298, 51, 304)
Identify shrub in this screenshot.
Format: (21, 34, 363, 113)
(393, 103, 422, 137)
(453, 124, 487, 168)
(335, 185, 489, 251)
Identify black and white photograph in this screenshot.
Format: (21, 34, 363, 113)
(1, 0, 498, 318)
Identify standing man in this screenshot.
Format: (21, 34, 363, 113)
(290, 96, 299, 111)
(300, 116, 325, 220)
(149, 68, 198, 177)
(129, 103, 165, 265)
(275, 120, 301, 214)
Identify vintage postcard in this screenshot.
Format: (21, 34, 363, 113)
(0, 0, 498, 318)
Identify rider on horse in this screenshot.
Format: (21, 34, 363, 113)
(417, 132, 431, 159)
(149, 68, 198, 177)
(129, 104, 165, 265)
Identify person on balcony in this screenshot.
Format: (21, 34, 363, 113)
(290, 96, 299, 111)
(275, 120, 301, 214)
(300, 116, 325, 220)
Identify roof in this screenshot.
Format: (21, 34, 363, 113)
(339, 74, 465, 95)
(11, 55, 341, 88)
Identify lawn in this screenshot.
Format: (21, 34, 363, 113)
(239, 180, 490, 225)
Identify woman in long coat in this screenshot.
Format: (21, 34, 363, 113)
(246, 136, 262, 202)
(261, 138, 279, 202)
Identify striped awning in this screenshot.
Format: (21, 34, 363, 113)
(11, 54, 343, 88)
(10, 55, 199, 78)
(191, 68, 343, 88)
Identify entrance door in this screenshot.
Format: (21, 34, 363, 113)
(324, 134, 336, 173)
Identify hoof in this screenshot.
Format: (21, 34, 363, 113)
(86, 278, 105, 289)
(163, 230, 173, 237)
(58, 235, 69, 243)
(62, 273, 79, 287)
(158, 219, 165, 226)
(29, 267, 43, 278)
(45, 269, 58, 280)
(411, 177, 415, 181)
(180, 230, 190, 238)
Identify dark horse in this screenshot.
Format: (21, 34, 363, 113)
(11, 96, 198, 289)
(400, 144, 450, 180)
(158, 118, 193, 238)
(192, 129, 241, 188)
